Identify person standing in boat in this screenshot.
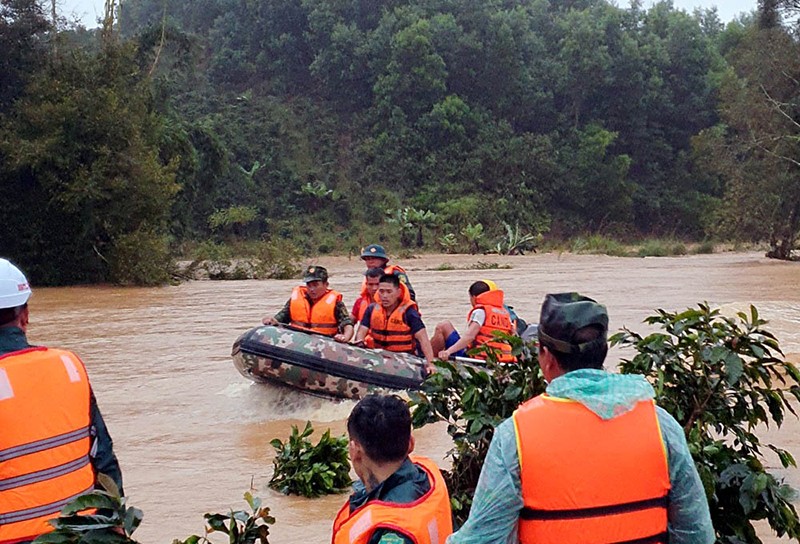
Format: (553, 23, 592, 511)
(430, 280, 517, 363)
(332, 394, 453, 544)
(354, 274, 435, 369)
(0, 258, 124, 544)
(263, 265, 354, 343)
(360, 244, 416, 302)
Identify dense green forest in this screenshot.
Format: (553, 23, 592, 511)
(1, 0, 799, 284)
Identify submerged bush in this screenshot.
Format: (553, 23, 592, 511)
(268, 421, 352, 498)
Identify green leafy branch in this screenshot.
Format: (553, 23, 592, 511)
(268, 421, 352, 498)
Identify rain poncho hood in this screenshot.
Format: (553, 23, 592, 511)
(545, 368, 656, 420)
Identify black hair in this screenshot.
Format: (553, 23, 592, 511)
(378, 273, 400, 288)
(347, 394, 411, 463)
(365, 267, 384, 278)
(468, 281, 491, 297)
(546, 325, 608, 372)
(0, 304, 26, 327)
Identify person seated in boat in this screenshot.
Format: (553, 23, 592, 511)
(351, 267, 383, 324)
(332, 394, 453, 544)
(360, 244, 416, 301)
(354, 274, 435, 368)
(263, 265, 354, 342)
(430, 280, 517, 363)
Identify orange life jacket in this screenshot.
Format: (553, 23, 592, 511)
(469, 290, 516, 363)
(368, 292, 417, 353)
(289, 286, 342, 336)
(0, 347, 96, 544)
(513, 394, 671, 544)
(331, 456, 453, 544)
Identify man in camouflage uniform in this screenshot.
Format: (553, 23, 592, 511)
(263, 266, 353, 342)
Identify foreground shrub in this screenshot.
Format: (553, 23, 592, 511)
(33, 490, 142, 544)
(34, 484, 274, 544)
(612, 304, 800, 543)
(412, 306, 800, 542)
(268, 421, 352, 498)
(176, 493, 275, 544)
(410, 336, 544, 525)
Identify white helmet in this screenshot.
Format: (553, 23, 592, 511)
(0, 258, 32, 309)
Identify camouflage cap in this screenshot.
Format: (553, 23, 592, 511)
(538, 293, 609, 354)
(303, 265, 328, 283)
(360, 244, 388, 260)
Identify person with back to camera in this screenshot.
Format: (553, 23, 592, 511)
(447, 292, 714, 544)
(359, 244, 416, 302)
(332, 394, 453, 544)
(263, 265, 353, 342)
(0, 258, 124, 544)
(430, 280, 516, 363)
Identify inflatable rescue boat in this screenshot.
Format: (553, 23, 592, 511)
(231, 325, 427, 399)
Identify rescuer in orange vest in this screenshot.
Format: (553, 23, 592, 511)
(332, 394, 453, 544)
(0, 258, 124, 544)
(263, 265, 354, 342)
(446, 293, 714, 544)
(430, 280, 516, 363)
(353, 274, 435, 370)
(359, 244, 416, 302)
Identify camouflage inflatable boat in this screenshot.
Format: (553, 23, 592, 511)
(231, 325, 427, 399)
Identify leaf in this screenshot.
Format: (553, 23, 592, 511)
(60, 493, 118, 515)
(123, 506, 143, 535)
(724, 353, 744, 385)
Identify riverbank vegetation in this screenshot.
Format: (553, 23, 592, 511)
(1, 0, 799, 285)
(412, 304, 800, 541)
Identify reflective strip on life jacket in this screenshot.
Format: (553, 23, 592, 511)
(289, 286, 342, 336)
(0, 427, 90, 463)
(0, 486, 93, 526)
(513, 395, 670, 544)
(331, 456, 453, 544)
(470, 290, 516, 363)
(370, 302, 417, 353)
(0, 348, 95, 544)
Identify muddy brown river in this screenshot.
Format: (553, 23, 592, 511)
(26, 251, 800, 543)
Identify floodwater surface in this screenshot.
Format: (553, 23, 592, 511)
(27, 251, 800, 543)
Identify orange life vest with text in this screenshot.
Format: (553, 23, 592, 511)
(368, 290, 417, 353)
(470, 290, 515, 363)
(289, 286, 342, 336)
(513, 394, 671, 544)
(331, 456, 453, 544)
(0, 347, 96, 544)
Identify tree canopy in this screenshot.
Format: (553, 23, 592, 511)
(1, 0, 798, 284)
